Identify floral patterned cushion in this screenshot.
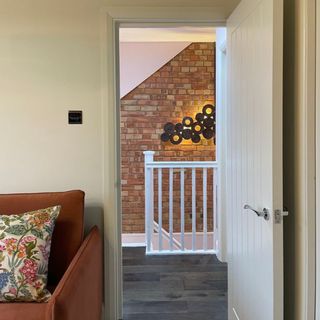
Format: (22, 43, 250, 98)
(0, 206, 60, 302)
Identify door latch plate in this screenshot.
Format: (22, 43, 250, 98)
(274, 209, 289, 224)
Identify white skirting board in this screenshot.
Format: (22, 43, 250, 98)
(122, 233, 146, 247)
(122, 232, 215, 250)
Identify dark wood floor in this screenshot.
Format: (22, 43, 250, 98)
(122, 247, 228, 320)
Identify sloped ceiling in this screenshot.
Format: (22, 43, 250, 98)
(120, 42, 191, 97)
(120, 26, 217, 97)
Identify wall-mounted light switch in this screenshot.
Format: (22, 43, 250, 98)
(68, 110, 82, 124)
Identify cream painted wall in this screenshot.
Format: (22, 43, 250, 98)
(0, 0, 103, 209)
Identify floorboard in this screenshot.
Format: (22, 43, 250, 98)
(122, 247, 228, 320)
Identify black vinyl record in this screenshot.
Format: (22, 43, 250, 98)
(161, 132, 170, 142)
(203, 117, 214, 128)
(195, 113, 204, 122)
(182, 129, 192, 140)
(202, 104, 214, 116)
(191, 133, 201, 143)
(182, 117, 193, 127)
(164, 122, 175, 134)
(175, 123, 184, 132)
(202, 128, 214, 140)
(170, 132, 183, 145)
(192, 122, 204, 134)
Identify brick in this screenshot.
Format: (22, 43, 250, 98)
(181, 67, 190, 72)
(195, 61, 204, 67)
(133, 94, 150, 100)
(176, 101, 183, 107)
(140, 106, 157, 111)
(121, 42, 216, 234)
(200, 44, 209, 49)
(160, 71, 170, 77)
(121, 100, 137, 105)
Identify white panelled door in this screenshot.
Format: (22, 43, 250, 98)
(227, 0, 283, 319)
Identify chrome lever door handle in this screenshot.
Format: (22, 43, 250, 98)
(244, 204, 270, 221)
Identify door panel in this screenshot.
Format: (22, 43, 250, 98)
(227, 0, 283, 319)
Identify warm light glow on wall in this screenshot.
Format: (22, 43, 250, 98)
(161, 104, 216, 145)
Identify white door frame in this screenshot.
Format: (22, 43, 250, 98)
(216, 28, 227, 262)
(294, 0, 317, 319)
(284, 0, 316, 319)
(101, 6, 228, 320)
(316, 0, 320, 318)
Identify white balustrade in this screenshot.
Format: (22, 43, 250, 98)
(144, 151, 218, 255)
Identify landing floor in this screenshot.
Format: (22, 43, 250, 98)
(122, 247, 228, 320)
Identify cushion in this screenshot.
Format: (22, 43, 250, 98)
(0, 190, 85, 287)
(0, 206, 60, 302)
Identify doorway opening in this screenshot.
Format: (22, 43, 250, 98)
(118, 25, 227, 319)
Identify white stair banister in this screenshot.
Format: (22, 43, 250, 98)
(144, 151, 218, 255)
(158, 168, 163, 251)
(144, 151, 155, 253)
(180, 168, 185, 251)
(153, 221, 182, 250)
(203, 168, 208, 251)
(169, 168, 174, 251)
(192, 168, 196, 251)
(213, 167, 218, 249)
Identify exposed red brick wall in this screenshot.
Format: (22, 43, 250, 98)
(121, 42, 216, 234)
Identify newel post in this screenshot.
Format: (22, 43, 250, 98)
(144, 151, 155, 253)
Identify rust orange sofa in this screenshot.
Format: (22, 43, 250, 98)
(0, 190, 103, 320)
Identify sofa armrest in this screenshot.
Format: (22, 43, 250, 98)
(46, 226, 103, 320)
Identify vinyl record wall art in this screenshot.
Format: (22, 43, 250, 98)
(161, 104, 216, 145)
